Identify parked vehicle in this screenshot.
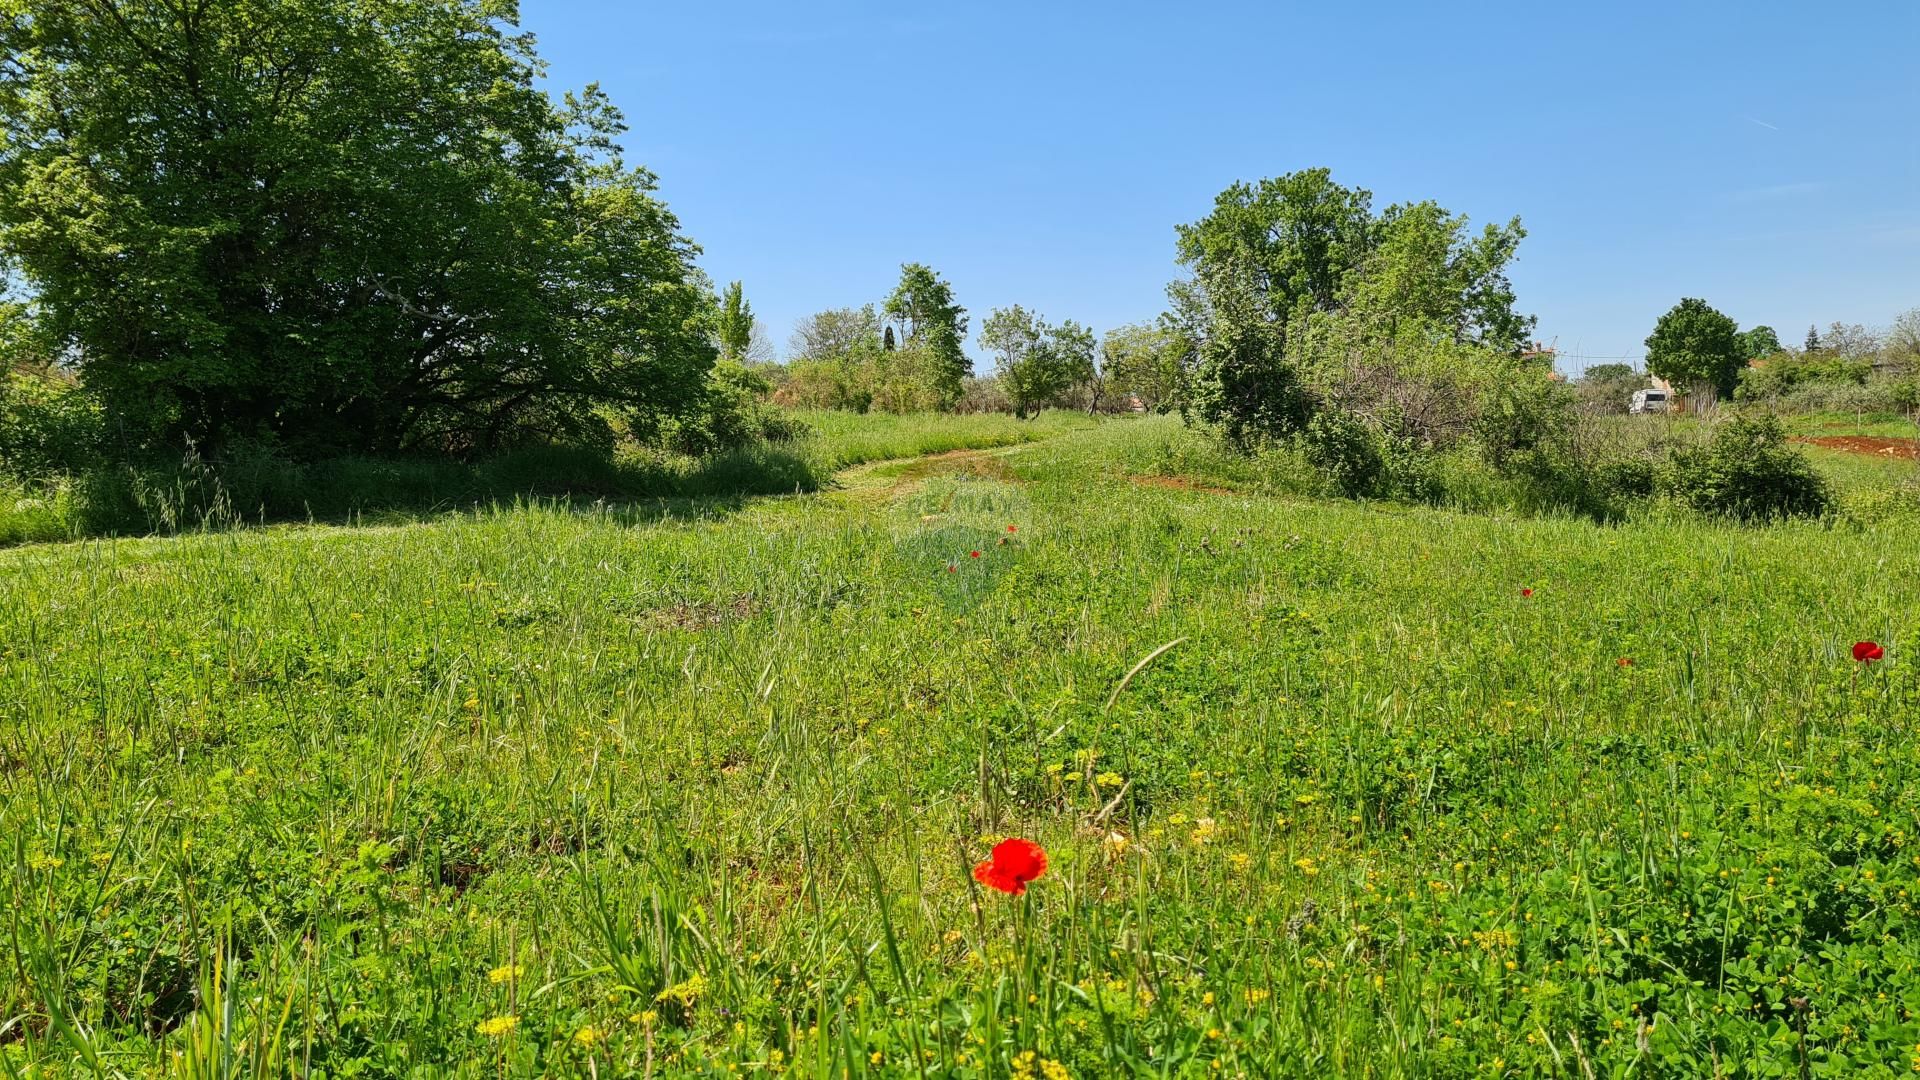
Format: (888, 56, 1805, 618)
(1629, 388, 1671, 415)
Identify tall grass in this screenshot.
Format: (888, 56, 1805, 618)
(3, 418, 1919, 1074)
(0, 411, 1100, 548)
(789, 408, 1097, 470)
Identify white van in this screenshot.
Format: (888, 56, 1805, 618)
(1628, 388, 1670, 415)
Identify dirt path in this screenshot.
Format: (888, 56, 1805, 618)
(829, 445, 1037, 504)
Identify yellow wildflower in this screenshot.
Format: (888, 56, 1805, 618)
(476, 1015, 519, 1037)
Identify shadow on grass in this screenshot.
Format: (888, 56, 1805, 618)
(1, 441, 826, 547)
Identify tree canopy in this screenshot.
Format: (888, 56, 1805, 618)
(980, 306, 1093, 419)
(883, 264, 969, 401)
(1099, 323, 1188, 413)
(0, 0, 716, 456)
(1170, 169, 1535, 445)
(1645, 299, 1743, 398)
(1738, 325, 1781, 360)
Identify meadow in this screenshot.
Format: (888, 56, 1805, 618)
(4, 414, 1919, 1077)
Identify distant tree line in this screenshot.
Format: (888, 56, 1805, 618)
(1571, 300, 1920, 416)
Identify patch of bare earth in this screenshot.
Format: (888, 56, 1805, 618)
(1792, 436, 1920, 460)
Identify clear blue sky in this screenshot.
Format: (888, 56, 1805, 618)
(527, 1, 1919, 374)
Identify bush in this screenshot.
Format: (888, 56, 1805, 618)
(1379, 434, 1444, 504)
(1657, 414, 1829, 521)
(1474, 373, 1575, 468)
(0, 369, 103, 478)
(1735, 352, 1871, 401)
(651, 361, 806, 456)
(1301, 410, 1384, 498)
(1592, 456, 1656, 500)
(1765, 377, 1916, 416)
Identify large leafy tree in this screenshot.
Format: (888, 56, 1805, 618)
(1172, 169, 1534, 444)
(980, 306, 1094, 419)
(1645, 299, 1743, 399)
(0, 0, 716, 456)
(883, 263, 969, 401)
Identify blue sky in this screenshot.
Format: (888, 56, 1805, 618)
(527, 1, 1919, 374)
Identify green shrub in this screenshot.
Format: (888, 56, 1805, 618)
(1379, 434, 1444, 504)
(0, 476, 82, 545)
(1735, 352, 1871, 401)
(652, 361, 807, 456)
(1657, 414, 1829, 521)
(1592, 456, 1656, 500)
(1301, 410, 1385, 498)
(1761, 377, 1910, 415)
(1473, 372, 1574, 467)
(0, 369, 103, 479)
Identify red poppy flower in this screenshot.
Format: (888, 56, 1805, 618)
(1007, 525, 1018, 533)
(972, 837, 1047, 896)
(1853, 641, 1885, 663)
(946, 564, 957, 573)
(970, 550, 981, 558)
(1520, 588, 1533, 598)
(1617, 657, 1633, 668)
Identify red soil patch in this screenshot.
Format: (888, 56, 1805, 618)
(1131, 474, 1235, 496)
(1792, 435, 1920, 460)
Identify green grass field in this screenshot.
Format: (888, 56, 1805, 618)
(4, 415, 1919, 1077)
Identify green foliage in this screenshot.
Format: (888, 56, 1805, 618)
(1301, 409, 1384, 497)
(883, 263, 970, 402)
(778, 303, 960, 415)
(1738, 324, 1781, 360)
(788, 305, 882, 366)
(0, 0, 715, 456)
(1736, 350, 1873, 401)
(1098, 322, 1189, 412)
(980, 306, 1095, 419)
(1889, 308, 1920, 365)
(1342, 200, 1533, 351)
(1182, 281, 1316, 445)
(1174, 169, 1375, 334)
(780, 306, 886, 412)
(649, 360, 803, 456)
(1470, 358, 1576, 468)
(716, 281, 756, 362)
(1172, 169, 1534, 447)
(0, 368, 102, 478)
(1645, 298, 1744, 399)
(951, 375, 1015, 415)
(1658, 414, 1830, 520)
